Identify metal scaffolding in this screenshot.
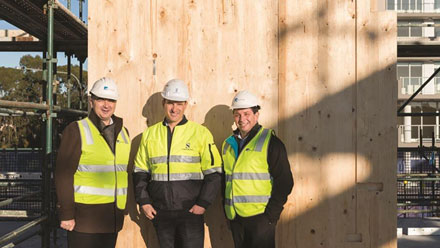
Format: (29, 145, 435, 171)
(0, 0, 87, 247)
(397, 69, 440, 218)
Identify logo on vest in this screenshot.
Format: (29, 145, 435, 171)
(183, 143, 192, 150)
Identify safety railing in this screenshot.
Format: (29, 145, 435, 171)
(0, 215, 47, 247)
(398, 124, 440, 143)
(0, 0, 87, 246)
(387, 0, 440, 13)
(397, 150, 440, 217)
(0, 189, 45, 246)
(400, 77, 440, 95)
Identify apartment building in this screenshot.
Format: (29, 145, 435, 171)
(387, 0, 440, 217)
(386, 1, 440, 146)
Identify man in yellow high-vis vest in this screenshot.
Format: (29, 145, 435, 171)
(55, 77, 130, 248)
(222, 90, 294, 248)
(134, 79, 222, 248)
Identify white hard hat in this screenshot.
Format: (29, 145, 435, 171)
(231, 90, 260, 109)
(161, 79, 189, 101)
(90, 77, 119, 100)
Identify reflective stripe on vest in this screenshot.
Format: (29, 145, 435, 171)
(255, 128, 269, 152)
(74, 185, 128, 196)
(222, 127, 273, 220)
(222, 142, 230, 155)
(151, 172, 204, 181)
(77, 164, 127, 173)
(81, 119, 94, 145)
(150, 155, 201, 164)
(75, 117, 130, 210)
(120, 129, 129, 144)
(224, 195, 271, 205)
(203, 167, 222, 175)
(134, 166, 149, 173)
(225, 172, 271, 182)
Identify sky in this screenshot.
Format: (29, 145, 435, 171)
(0, 0, 88, 69)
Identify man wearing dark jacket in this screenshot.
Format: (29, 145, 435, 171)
(222, 90, 293, 248)
(133, 79, 222, 248)
(55, 77, 130, 248)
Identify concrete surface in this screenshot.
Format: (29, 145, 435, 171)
(398, 235, 440, 248)
(398, 217, 440, 248)
(2, 218, 440, 247)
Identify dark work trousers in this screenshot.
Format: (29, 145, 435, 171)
(67, 231, 118, 248)
(152, 210, 204, 248)
(230, 214, 276, 248)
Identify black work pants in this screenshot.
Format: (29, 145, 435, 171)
(67, 231, 118, 248)
(230, 214, 276, 248)
(152, 210, 204, 248)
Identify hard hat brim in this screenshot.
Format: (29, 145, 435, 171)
(90, 92, 118, 101)
(231, 105, 260, 110)
(161, 92, 188, 102)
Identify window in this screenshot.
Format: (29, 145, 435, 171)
(398, 21, 409, 37)
(398, 62, 422, 95)
(388, 0, 439, 12)
(388, 0, 395, 10)
(421, 102, 436, 139)
(411, 63, 423, 89)
(397, 63, 410, 79)
(435, 21, 440, 37)
(434, 63, 440, 93)
(436, 0, 440, 10)
(397, 21, 423, 37)
(402, 0, 410, 10)
(411, 21, 423, 36)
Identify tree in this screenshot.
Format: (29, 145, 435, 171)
(20, 54, 44, 70)
(0, 54, 88, 148)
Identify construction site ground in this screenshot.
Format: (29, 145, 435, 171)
(0, 218, 440, 247)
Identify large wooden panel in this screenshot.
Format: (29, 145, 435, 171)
(88, 0, 397, 247)
(89, 1, 278, 247)
(89, 1, 155, 247)
(356, 1, 397, 248)
(278, 0, 357, 247)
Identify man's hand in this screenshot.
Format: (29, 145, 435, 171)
(60, 219, 75, 231)
(189, 205, 205, 215)
(141, 204, 157, 220)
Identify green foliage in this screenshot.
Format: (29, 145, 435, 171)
(0, 54, 88, 148)
(20, 54, 44, 70)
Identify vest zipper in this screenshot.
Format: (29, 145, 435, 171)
(231, 147, 239, 215)
(114, 154, 117, 203)
(209, 144, 214, 165)
(113, 154, 117, 233)
(166, 125, 174, 208)
(167, 126, 173, 182)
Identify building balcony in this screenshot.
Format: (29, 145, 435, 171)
(388, 1, 440, 14)
(398, 77, 440, 100)
(398, 124, 440, 147)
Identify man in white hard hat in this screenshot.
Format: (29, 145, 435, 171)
(55, 77, 130, 248)
(134, 79, 222, 248)
(222, 90, 293, 248)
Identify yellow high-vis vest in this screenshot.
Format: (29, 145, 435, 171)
(74, 117, 130, 209)
(222, 127, 273, 220)
(134, 120, 222, 181)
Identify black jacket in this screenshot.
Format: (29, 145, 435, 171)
(133, 116, 221, 211)
(226, 124, 294, 223)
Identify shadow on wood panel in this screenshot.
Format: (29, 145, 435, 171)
(122, 62, 396, 247)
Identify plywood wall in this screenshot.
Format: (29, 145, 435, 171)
(89, 0, 396, 247)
